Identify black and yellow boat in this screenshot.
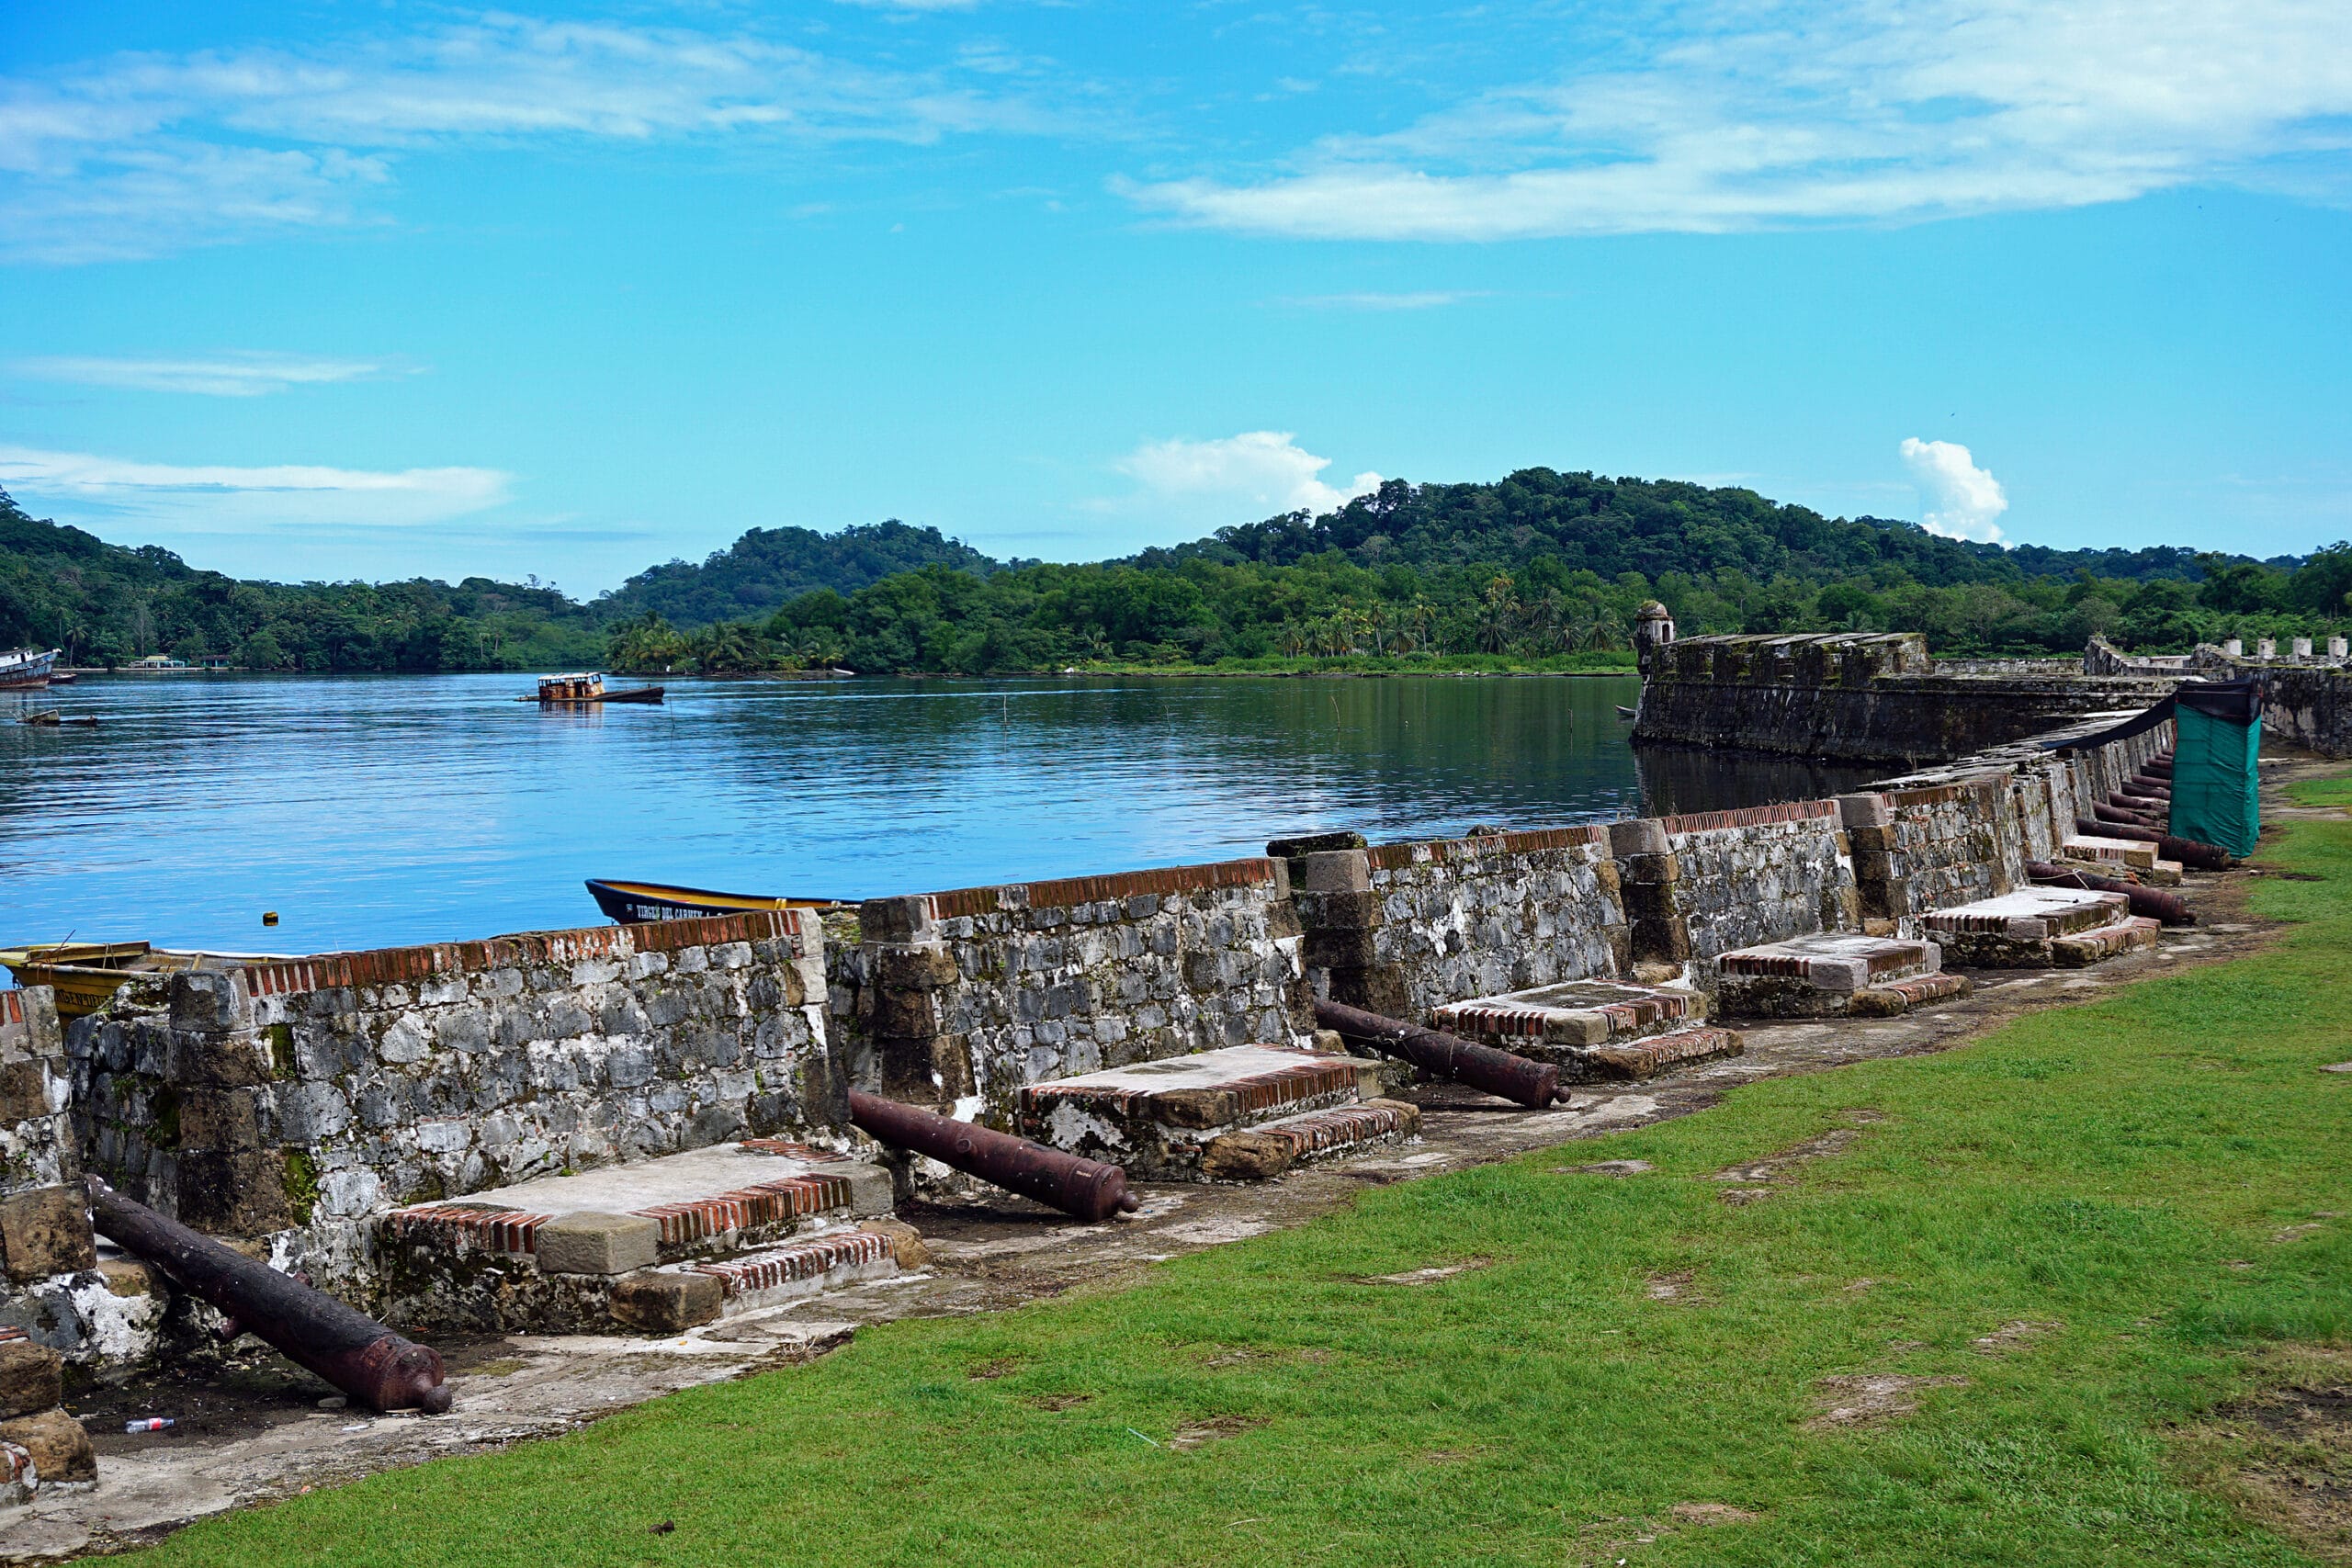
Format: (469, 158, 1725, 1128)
(0, 942, 291, 1019)
(585, 880, 855, 925)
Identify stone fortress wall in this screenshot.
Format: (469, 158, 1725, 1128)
(1633, 630, 2183, 764)
(70, 909, 838, 1298)
(6, 625, 2296, 1363)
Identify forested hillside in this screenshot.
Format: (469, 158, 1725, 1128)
(0, 491, 602, 671)
(592, 521, 1003, 627)
(6, 470, 2346, 677)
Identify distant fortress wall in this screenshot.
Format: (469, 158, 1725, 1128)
(1633, 631, 2181, 764)
(2187, 643, 2352, 759)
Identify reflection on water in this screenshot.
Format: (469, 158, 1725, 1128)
(4, 673, 1670, 953)
(1632, 746, 1884, 821)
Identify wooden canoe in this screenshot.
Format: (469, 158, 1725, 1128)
(586, 879, 854, 925)
(0, 942, 291, 1019)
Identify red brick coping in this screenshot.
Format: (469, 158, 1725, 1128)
(242, 908, 810, 999)
(1368, 825, 1608, 871)
(1256, 1101, 1417, 1159)
(694, 1230, 893, 1298)
(1657, 799, 1839, 837)
(917, 857, 1281, 921)
(1018, 1053, 1358, 1121)
(382, 1165, 856, 1257)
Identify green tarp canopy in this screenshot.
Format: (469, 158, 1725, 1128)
(2168, 680, 2264, 858)
(2041, 678, 2265, 859)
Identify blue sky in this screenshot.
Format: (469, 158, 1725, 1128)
(2, 1, 2347, 593)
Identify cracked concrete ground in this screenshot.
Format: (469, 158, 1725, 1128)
(5, 751, 2335, 1562)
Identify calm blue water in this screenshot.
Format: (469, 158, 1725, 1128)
(3, 672, 1684, 956)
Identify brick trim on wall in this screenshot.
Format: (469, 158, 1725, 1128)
(241, 908, 808, 998)
(919, 857, 1281, 921)
(1366, 824, 1609, 871)
(1657, 799, 1839, 837)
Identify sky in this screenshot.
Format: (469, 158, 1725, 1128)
(2, 1, 2348, 594)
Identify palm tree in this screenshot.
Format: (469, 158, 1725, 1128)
(1476, 574, 1519, 654)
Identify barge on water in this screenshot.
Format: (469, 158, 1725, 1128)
(523, 672, 664, 705)
(0, 648, 60, 690)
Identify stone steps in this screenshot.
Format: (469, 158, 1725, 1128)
(375, 1140, 899, 1335)
(1713, 933, 1969, 1019)
(1431, 980, 1741, 1081)
(1921, 887, 2161, 968)
(1015, 1043, 1418, 1180)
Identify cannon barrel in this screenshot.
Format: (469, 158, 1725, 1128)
(2026, 861, 2194, 925)
(1312, 998, 1559, 1109)
(85, 1177, 449, 1414)
(847, 1090, 1138, 1222)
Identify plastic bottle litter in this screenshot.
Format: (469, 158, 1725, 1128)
(124, 1417, 175, 1433)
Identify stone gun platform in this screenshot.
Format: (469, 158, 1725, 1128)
(1430, 981, 1744, 1082)
(378, 1141, 905, 1335)
(1015, 1044, 1419, 1181)
(1920, 887, 2161, 968)
(1713, 933, 1971, 1019)
(2061, 834, 2184, 885)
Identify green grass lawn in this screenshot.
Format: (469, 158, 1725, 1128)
(151, 783, 2352, 1566)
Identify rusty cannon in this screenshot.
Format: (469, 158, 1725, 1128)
(85, 1176, 451, 1414)
(1313, 998, 1559, 1109)
(847, 1089, 1139, 1222)
(2026, 861, 2195, 926)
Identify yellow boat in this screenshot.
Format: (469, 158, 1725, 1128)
(0, 942, 290, 1019)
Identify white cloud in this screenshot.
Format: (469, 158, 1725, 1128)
(0, 446, 510, 531)
(1118, 431, 1381, 516)
(1900, 437, 2008, 544)
(12, 352, 403, 397)
(1281, 290, 1485, 310)
(1124, 0, 2352, 239)
(0, 15, 1054, 262)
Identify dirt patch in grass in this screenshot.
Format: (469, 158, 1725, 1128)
(1973, 1319, 2063, 1355)
(1671, 1502, 1761, 1526)
(1808, 1373, 1971, 1428)
(2177, 1347, 2352, 1563)
(1170, 1416, 1265, 1450)
(966, 1358, 1022, 1380)
(1562, 1159, 1655, 1177)
(1356, 1258, 1492, 1286)
(1023, 1393, 1092, 1412)
(1646, 1270, 1701, 1303)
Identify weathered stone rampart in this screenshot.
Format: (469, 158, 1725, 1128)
(7, 663, 2198, 1350)
(70, 908, 840, 1292)
(828, 859, 1310, 1126)
(1634, 631, 2178, 763)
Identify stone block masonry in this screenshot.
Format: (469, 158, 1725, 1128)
(1634, 631, 2181, 764)
(829, 859, 1311, 1127)
(1295, 827, 1629, 1021)
(69, 908, 842, 1298)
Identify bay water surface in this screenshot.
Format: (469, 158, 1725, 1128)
(2, 673, 1867, 956)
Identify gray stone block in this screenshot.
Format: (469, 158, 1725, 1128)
(1608, 818, 1670, 857)
(1293, 850, 1372, 894)
(536, 1212, 661, 1276)
(609, 1269, 724, 1334)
